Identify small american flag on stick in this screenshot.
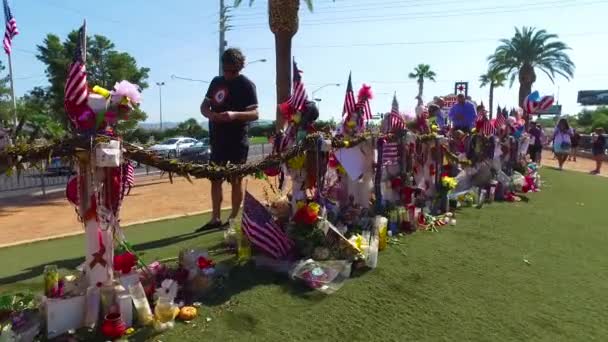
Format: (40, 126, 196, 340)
(64, 21, 88, 108)
(495, 111, 506, 129)
(242, 192, 293, 259)
(287, 59, 308, 112)
(383, 93, 404, 165)
(342, 72, 356, 118)
(3, 0, 18, 55)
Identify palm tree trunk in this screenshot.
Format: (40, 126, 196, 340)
(274, 31, 292, 131)
(518, 63, 536, 128)
(489, 83, 494, 119)
(418, 78, 424, 99)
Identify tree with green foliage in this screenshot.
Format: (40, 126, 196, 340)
(36, 30, 150, 132)
(0, 61, 13, 127)
(234, 0, 334, 129)
(15, 87, 65, 142)
(488, 27, 574, 109)
(408, 64, 436, 104)
(479, 68, 507, 118)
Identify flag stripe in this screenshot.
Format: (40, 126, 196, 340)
(342, 73, 356, 117)
(3, 0, 18, 55)
(64, 22, 88, 109)
(241, 192, 293, 259)
(287, 60, 308, 111)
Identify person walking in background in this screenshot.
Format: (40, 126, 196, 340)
(569, 129, 580, 162)
(198, 48, 259, 231)
(552, 118, 573, 171)
(528, 121, 543, 164)
(123, 159, 135, 196)
(590, 127, 606, 175)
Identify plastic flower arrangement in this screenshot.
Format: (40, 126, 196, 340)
(441, 176, 457, 192)
(287, 154, 306, 170)
(294, 201, 321, 226)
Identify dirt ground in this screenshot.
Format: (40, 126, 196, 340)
(0, 176, 273, 247)
(0, 154, 605, 247)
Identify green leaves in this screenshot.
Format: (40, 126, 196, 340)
(488, 26, 575, 85)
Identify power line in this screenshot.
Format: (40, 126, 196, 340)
(233, 0, 607, 29)
(233, 0, 489, 20)
(237, 31, 608, 51)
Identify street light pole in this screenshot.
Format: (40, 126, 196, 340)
(246, 58, 267, 67)
(156, 82, 165, 130)
(311, 83, 341, 97)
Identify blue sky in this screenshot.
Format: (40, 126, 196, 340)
(6, 0, 608, 124)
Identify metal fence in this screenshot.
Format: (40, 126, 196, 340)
(0, 143, 274, 196)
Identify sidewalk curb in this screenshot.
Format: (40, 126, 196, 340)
(0, 206, 231, 249)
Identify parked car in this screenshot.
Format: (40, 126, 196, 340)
(179, 141, 211, 163)
(149, 137, 198, 158)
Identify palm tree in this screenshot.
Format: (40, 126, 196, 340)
(488, 26, 574, 110)
(234, 0, 333, 129)
(479, 68, 507, 119)
(408, 64, 436, 105)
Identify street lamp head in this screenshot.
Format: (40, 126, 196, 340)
(314, 98, 322, 102)
(156, 82, 165, 86)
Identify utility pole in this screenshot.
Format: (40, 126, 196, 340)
(156, 82, 165, 130)
(219, 0, 230, 76)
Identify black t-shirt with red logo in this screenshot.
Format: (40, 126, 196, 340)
(205, 75, 258, 147)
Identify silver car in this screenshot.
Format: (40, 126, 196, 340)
(148, 137, 198, 158)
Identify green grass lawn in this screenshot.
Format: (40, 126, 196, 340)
(1, 168, 608, 341)
(249, 136, 269, 145)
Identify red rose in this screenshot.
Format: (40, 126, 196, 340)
(113, 252, 137, 275)
(264, 167, 280, 177)
(294, 205, 318, 225)
(390, 177, 402, 190)
(197, 256, 214, 270)
(328, 154, 339, 168)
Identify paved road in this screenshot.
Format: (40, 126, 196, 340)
(0, 143, 271, 198)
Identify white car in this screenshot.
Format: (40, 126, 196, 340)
(149, 137, 198, 158)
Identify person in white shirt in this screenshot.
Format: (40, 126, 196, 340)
(552, 118, 573, 170)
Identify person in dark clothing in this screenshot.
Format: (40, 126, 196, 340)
(569, 129, 581, 162)
(591, 128, 606, 175)
(198, 48, 259, 231)
(528, 122, 543, 164)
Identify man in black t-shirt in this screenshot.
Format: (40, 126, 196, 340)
(199, 48, 259, 230)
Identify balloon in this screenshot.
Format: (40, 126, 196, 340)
(87, 93, 109, 114)
(538, 96, 554, 111)
(524, 91, 554, 114)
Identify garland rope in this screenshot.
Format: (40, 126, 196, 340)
(0, 131, 471, 180)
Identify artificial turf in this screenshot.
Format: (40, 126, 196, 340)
(1, 168, 607, 341)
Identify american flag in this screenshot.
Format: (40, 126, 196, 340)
(342, 72, 356, 118)
(495, 111, 506, 129)
(287, 59, 307, 112)
(382, 93, 404, 165)
(356, 93, 372, 121)
(388, 93, 405, 131)
(3, 0, 18, 55)
(242, 192, 294, 259)
(480, 119, 495, 136)
(64, 21, 88, 108)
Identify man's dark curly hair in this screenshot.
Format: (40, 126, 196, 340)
(222, 48, 246, 70)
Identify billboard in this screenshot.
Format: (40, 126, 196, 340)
(577, 90, 608, 105)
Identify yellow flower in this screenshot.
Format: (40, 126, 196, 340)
(308, 202, 321, 215)
(441, 176, 457, 191)
(293, 112, 302, 124)
(343, 140, 350, 147)
(287, 154, 306, 170)
(296, 201, 306, 210)
(337, 165, 346, 175)
(346, 120, 356, 128)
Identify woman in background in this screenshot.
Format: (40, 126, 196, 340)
(569, 129, 580, 162)
(591, 127, 606, 175)
(552, 118, 573, 171)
